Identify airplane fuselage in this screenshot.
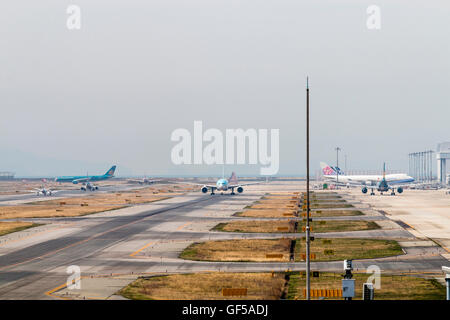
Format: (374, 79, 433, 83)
(216, 178, 229, 191)
(55, 165, 116, 184)
(55, 175, 112, 183)
(324, 173, 414, 186)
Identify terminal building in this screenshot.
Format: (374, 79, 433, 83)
(0, 172, 15, 180)
(437, 142, 450, 184)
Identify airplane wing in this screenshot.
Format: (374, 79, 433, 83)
(328, 180, 365, 187)
(171, 181, 217, 188)
(329, 180, 379, 187)
(350, 182, 411, 189)
(228, 181, 264, 188)
(72, 178, 90, 184)
(387, 183, 411, 189)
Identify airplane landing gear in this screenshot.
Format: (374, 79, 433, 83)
(370, 188, 375, 196)
(230, 188, 235, 195)
(390, 190, 396, 196)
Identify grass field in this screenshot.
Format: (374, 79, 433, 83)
(236, 208, 363, 218)
(180, 237, 402, 262)
(0, 204, 125, 219)
(250, 204, 300, 210)
(118, 271, 445, 300)
(213, 220, 380, 233)
(287, 272, 446, 300)
(302, 220, 380, 233)
(213, 221, 297, 233)
(294, 238, 403, 261)
(0, 221, 42, 236)
(180, 239, 292, 262)
(236, 191, 361, 218)
(308, 209, 364, 217)
(235, 209, 298, 218)
(119, 272, 286, 300)
(30, 186, 183, 206)
(0, 186, 193, 219)
(307, 203, 354, 209)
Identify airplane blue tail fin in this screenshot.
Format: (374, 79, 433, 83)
(105, 165, 116, 177)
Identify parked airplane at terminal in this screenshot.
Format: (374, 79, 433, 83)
(320, 162, 414, 195)
(55, 165, 116, 191)
(181, 172, 262, 195)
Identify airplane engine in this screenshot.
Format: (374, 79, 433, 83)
(361, 187, 368, 194)
(237, 186, 243, 193)
(397, 187, 403, 194)
(201, 186, 208, 193)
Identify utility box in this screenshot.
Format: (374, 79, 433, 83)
(363, 283, 374, 300)
(443, 266, 450, 300)
(342, 279, 355, 298)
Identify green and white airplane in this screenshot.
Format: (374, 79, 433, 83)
(55, 165, 116, 191)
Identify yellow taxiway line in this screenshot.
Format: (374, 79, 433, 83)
(176, 221, 192, 231)
(45, 276, 82, 300)
(130, 241, 154, 257)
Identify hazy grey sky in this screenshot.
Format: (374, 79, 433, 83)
(1, 1, 449, 177)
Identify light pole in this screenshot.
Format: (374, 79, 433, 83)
(344, 154, 347, 173)
(335, 147, 341, 185)
(305, 77, 311, 300)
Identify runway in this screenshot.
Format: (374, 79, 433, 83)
(0, 184, 148, 205)
(0, 192, 220, 299)
(0, 181, 448, 299)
